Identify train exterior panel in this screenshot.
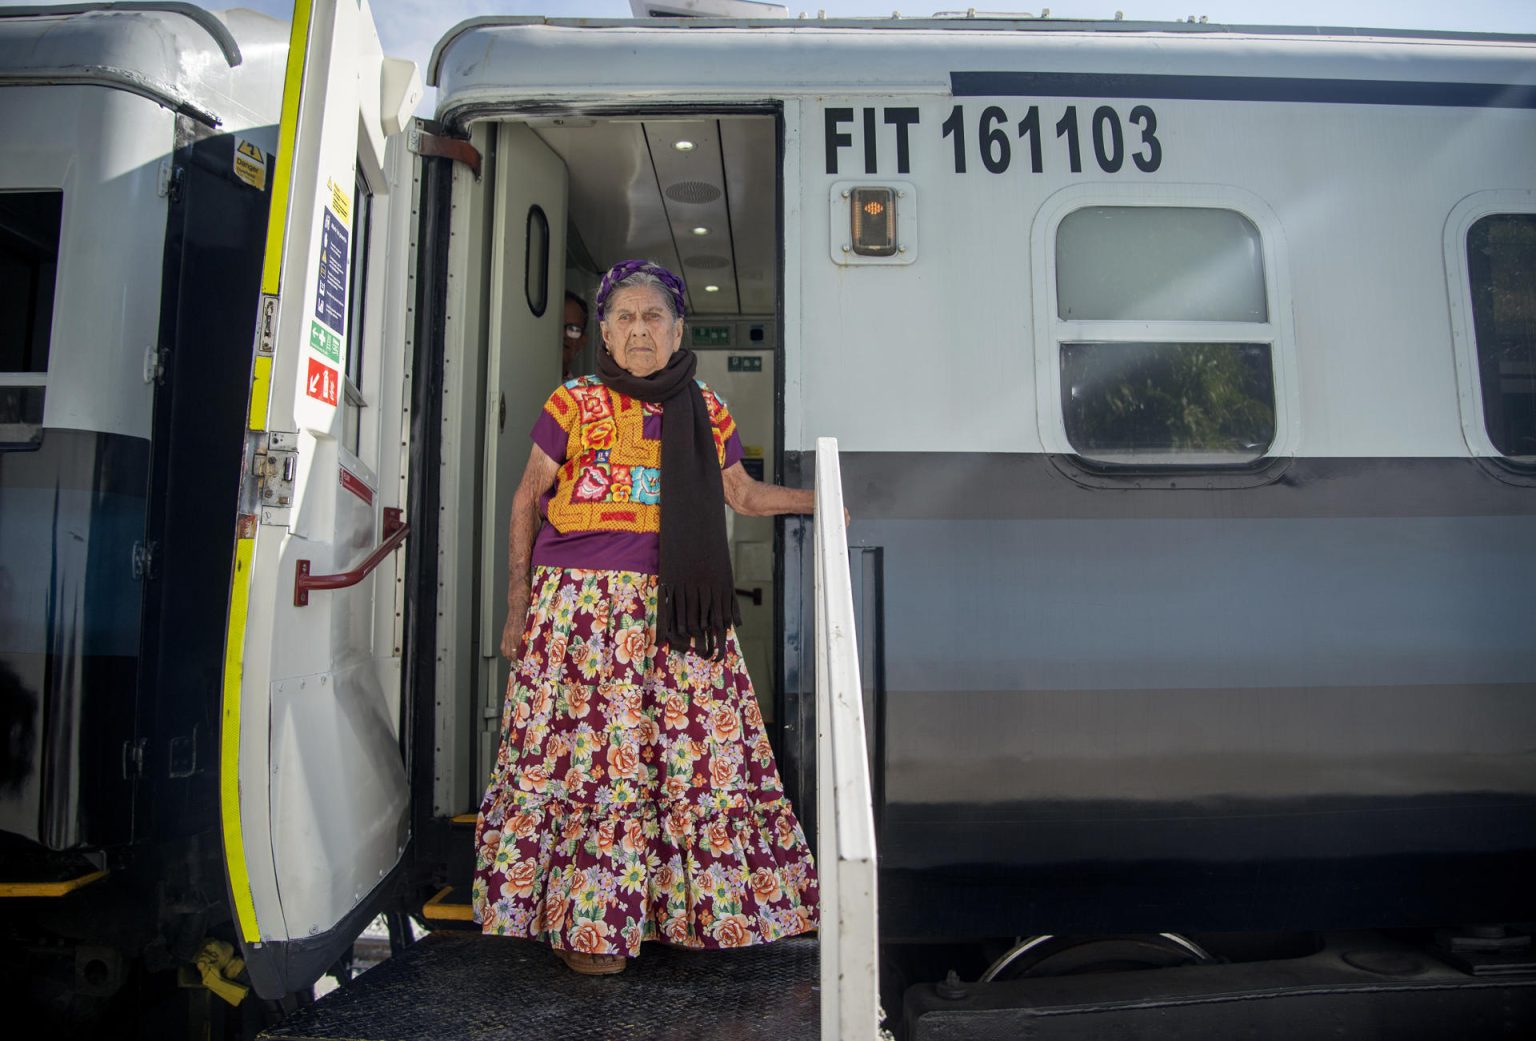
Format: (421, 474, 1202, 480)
(3, 4, 1535, 1036)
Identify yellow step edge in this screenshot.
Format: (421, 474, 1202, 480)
(0, 868, 108, 898)
(450, 813, 477, 825)
(422, 885, 475, 922)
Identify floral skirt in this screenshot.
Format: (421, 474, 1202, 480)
(472, 566, 819, 957)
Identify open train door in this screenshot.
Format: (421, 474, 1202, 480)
(219, 0, 422, 998)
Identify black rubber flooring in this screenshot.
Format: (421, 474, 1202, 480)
(261, 930, 820, 1040)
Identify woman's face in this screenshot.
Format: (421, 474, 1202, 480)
(601, 285, 682, 378)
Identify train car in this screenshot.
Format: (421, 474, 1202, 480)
(3, 2, 1536, 1038)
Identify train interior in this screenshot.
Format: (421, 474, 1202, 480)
(420, 108, 792, 917)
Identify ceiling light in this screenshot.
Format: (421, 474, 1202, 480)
(691, 226, 709, 236)
(673, 140, 696, 152)
(704, 284, 720, 293)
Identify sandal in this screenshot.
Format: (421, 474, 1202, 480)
(555, 948, 627, 975)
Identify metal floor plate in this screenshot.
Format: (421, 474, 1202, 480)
(261, 931, 820, 1041)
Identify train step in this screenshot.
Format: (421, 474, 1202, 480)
(259, 929, 819, 1040)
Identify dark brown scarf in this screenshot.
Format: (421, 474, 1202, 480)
(597, 347, 739, 658)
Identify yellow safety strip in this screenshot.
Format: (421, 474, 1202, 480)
(247, 355, 272, 433)
(260, 0, 314, 298)
(422, 886, 475, 922)
(221, 0, 317, 945)
(450, 813, 477, 825)
(0, 869, 107, 898)
(219, 536, 260, 942)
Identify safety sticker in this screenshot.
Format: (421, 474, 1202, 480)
(327, 178, 351, 225)
(233, 137, 267, 191)
(315, 207, 348, 336)
(309, 319, 341, 363)
(306, 357, 339, 407)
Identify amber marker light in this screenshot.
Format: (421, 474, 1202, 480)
(850, 186, 897, 256)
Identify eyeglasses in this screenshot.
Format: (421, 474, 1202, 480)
(563, 324, 584, 338)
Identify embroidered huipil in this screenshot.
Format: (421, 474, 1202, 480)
(528, 375, 744, 574)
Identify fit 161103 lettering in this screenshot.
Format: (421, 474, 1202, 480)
(824, 103, 1163, 176)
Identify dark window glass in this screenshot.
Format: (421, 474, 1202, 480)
(1061, 341, 1276, 464)
(0, 191, 61, 373)
(1467, 214, 1536, 460)
(525, 205, 549, 317)
(1, 190, 60, 445)
(346, 173, 372, 392)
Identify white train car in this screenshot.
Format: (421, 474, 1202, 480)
(2, 3, 1535, 1038)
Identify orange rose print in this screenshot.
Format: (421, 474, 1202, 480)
(568, 920, 612, 955)
(706, 818, 735, 855)
(663, 916, 691, 945)
(509, 812, 537, 839)
(607, 741, 640, 779)
(655, 864, 677, 892)
(508, 859, 538, 897)
(595, 819, 618, 856)
(663, 694, 689, 730)
(566, 684, 591, 718)
(622, 818, 646, 853)
(712, 914, 752, 948)
(743, 699, 763, 730)
(750, 866, 782, 903)
(614, 625, 652, 666)
(710, 705, 741, 743)
(518, 766, 549, 794)
(544, 893, 569, 932)
(709, 757, 739, 788)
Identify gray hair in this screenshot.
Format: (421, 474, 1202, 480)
(599, 270, 680, 322)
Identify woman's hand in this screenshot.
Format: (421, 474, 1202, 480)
(502, 583, 531, 661)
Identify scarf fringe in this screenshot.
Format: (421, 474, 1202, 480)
(659, 581, 743, 661)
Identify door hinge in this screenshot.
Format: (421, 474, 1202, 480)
(407, 122, 482, 179)
(131, 540, 158, 581)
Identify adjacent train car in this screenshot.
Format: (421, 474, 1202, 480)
(3, 2, 1535, 1037)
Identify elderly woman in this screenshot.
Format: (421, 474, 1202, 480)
(472, 260, 820, 975)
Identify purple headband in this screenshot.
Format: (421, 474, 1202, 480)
(595, 259, 688, 321)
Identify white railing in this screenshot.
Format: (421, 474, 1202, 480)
(813, 436, 880, 1040)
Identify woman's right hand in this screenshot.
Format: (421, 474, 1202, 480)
(502, 585, 531, 661)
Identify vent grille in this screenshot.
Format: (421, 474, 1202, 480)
(664, 181, 723, 204)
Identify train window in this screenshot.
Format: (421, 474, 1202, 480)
(1466, 213, 1536, 462)
(1056, 207, 1267, 321)
(1051, 204, 1277, 466)
(0, 190, 60, 446)
(1061, 342, 1276, 464)
(343, 171, 372, 457)
(525, 204, 550, 318)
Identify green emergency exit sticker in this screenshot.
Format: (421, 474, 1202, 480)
(691, 325, 731, 347)
(728, 355, 762, 373)
(309, 319, 341, 362)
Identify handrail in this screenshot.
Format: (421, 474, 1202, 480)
(813, 436, 880, 1041)
(294, 508, 409, 607)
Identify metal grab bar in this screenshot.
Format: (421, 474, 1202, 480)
(294, 508, 408, 607)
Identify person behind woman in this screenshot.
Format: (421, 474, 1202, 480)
(472, 259, 820, 975)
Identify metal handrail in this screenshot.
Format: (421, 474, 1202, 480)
(813, 436, 880, 1040)
(294, 509, 409, 607)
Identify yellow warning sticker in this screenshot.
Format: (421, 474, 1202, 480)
(233, 137, 267, 191)
(327, 177, 351, 225)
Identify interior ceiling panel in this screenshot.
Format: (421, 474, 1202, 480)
(534, 120, 685, 307)
(644, 119, 738, 315)
(719, 117, 776, 315)
(533, 114, 777, 320)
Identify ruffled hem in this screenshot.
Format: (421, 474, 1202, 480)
(472, 797, 819, 957)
